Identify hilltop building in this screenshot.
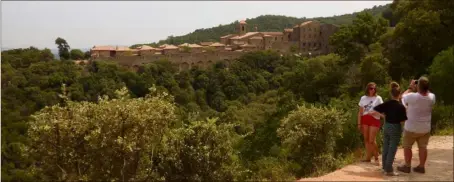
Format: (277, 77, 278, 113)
(90, 20, 339, 71)
(219, 20, 339, 55)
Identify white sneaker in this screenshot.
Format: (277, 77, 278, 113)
(385, 171, 399, 176)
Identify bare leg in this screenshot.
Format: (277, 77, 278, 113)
(418, 148, 427, 167)
(404, 148, 412, 166)
(369, 126, 380, 163)
(362, 125, 371, 160)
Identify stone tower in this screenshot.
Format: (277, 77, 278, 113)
(238, 20, 247, 35)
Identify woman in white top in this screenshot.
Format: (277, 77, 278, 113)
(358, 82, 383, 164)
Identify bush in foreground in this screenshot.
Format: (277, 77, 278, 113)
(27, 87, 177, 181)
(277, 104, 348, 177)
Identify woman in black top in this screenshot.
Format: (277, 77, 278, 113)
(370, 82, 408, 176)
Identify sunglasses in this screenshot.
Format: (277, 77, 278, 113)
(369, 87, 376, 90)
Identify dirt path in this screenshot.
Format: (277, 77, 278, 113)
(299, 136, 453, 181)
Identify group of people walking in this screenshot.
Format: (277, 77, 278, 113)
(358, 76, 436, 176)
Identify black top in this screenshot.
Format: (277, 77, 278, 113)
(373, 100, 407, 124)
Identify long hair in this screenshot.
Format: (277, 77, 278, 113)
(365, 82, 377, 96)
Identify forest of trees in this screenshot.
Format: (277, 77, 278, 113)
(2, 1, 454, 181)
(130, 4, 391, 48)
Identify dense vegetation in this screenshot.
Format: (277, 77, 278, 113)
(2, 1, 453, 181)
(131, 4, 391, 48)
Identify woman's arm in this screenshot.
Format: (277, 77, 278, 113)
(369, 110, 385, 119)
(358, 107, 363, 126)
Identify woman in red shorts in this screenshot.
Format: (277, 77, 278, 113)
(358, 82, 383, 165)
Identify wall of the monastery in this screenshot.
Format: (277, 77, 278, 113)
(101, 51, 245, 71)
(92, 50, 111, 58)
(191, 48, 203, 53)
(139, 50, 156, 56)
(298, 22, 323, 52)
(291, 27, 300, 41)
(299, 22, 321, 42)
(162, 49, 179, 55)
(249, 39, 264, 49)
(283, 32, 291, 42)
(272, 35, 284, 42)
(271, 41, 298, 53)
(212, 46, 225, 51)
(263, 37, 274, 50)
(116, 51, 128, 57)
(320, 24, 339, 54)
(220, 38, 230, 45)
(114, 55, 145, 66)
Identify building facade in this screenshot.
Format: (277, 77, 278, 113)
(90, 20, 339, 71)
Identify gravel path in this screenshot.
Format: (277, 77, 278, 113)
(298, 136, 453, 181)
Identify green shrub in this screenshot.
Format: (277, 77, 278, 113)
(329, 96, 364, 155)
(155, 118, 245, 181)
(431, 104, 454, 135)
(429, 46, 454, 105)
(277, 104, 348, 177)
(27, 87, 177, 181)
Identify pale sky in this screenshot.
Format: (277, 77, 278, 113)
(1, 1, 391, 49)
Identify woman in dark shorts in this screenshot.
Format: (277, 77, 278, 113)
(358, 82, 383, 165)
(370, 82, 407, 176)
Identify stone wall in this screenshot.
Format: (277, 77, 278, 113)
(320, 24, 339, 54)
(99, 50, 244, 71)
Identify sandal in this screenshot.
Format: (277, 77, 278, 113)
(397, 165, 411, 173)
(413, 166, 425, 174)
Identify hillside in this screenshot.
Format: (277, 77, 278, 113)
(131, 4, 391, 48)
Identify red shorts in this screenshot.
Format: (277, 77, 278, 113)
(361, 114, 380, 128)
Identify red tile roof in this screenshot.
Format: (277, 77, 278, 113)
(91, 45, 116, 51)
(262, 32, 283, 36)
(221, 34, 236, 39)
(178, 43, 190, 47)
(139, 45, 155, 50)
(189, 44, 203, 48)
(240, 44, 256, 48)
(249, 36, 263, 40)
(200, 42, 214, 46)
(163, 45, 178, 49)
(210, 42, 226, 47)
(237, 32, 260, 39)
(159, 44, 171, 48)
(300, 21, 313, 26)
(116, 46, 132, 52)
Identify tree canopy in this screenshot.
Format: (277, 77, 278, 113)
(70, 49, 85, 60)
(55, 37, 70, 60)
